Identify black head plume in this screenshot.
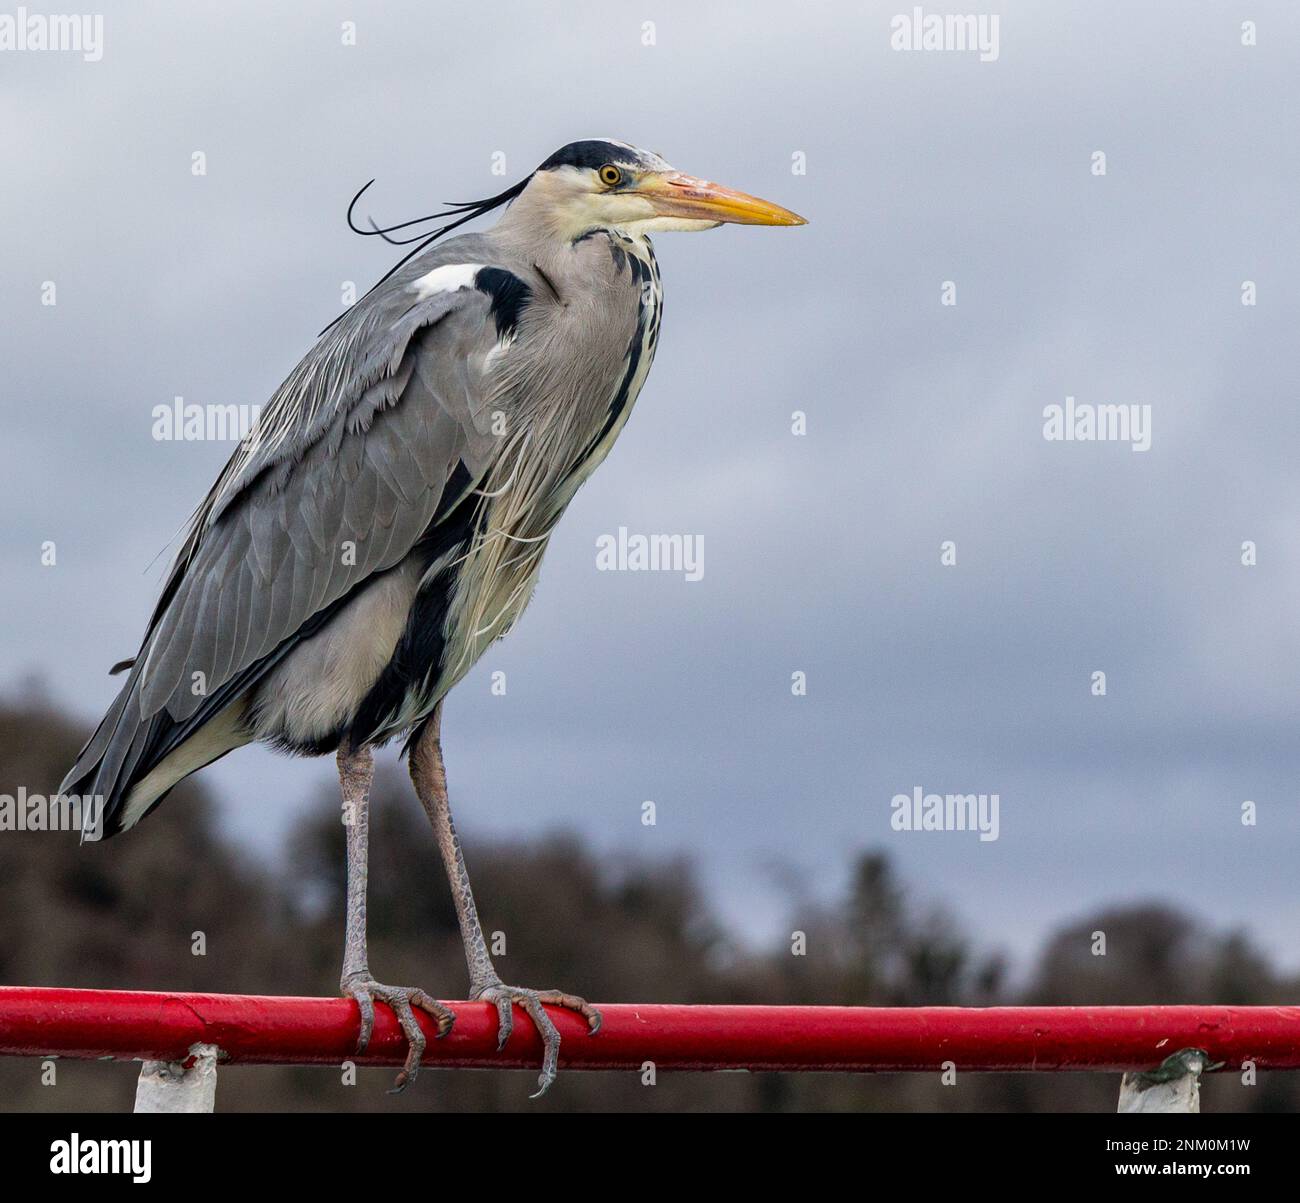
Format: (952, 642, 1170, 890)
(320, 173, 531, 334)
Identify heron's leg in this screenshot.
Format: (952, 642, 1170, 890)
(409, 703, 601, 1097)
(337, 739, 454, 1092)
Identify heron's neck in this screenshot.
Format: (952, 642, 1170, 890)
(494, 181, 644, 256)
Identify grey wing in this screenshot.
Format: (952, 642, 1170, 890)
(62, 268, 507, 828)
(140, 284, 503, 722)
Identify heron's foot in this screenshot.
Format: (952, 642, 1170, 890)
(472, 979, 602, 1098)
(342, 975, 455, 1093)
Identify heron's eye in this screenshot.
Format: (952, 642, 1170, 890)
(598, 164, 623, 187)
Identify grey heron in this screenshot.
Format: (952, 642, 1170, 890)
(61, 138, 805, 1095)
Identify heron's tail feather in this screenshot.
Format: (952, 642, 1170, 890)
(58, 666, 248, 841)
(59, 671, 142, 840)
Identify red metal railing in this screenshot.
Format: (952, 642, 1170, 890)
(2, 987, 1298, 1072)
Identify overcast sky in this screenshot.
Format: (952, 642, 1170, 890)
(4, 1, 1300, 974)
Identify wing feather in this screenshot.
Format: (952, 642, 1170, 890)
(135, 262, 506, 724)
(60, 242, 526, 836)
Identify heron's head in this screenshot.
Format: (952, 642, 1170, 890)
(520, 139, 806, 239)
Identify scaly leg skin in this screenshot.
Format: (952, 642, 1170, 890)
(409, 704, 601, 1098)
(338, 739, 455, 1092)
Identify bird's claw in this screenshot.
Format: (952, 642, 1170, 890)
(471, 981, 601, 1098)
(343, 977, 455, 1093)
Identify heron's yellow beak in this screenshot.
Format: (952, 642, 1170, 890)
(635, 171, 807, 226)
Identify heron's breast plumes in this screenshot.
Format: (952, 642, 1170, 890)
(438, 231, 664, 688)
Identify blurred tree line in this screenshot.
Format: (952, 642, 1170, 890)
(1, 694, 1295, 1113)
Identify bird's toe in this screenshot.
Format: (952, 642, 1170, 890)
(342, 977, 455, 1092)
(472, 981, 601, 1097)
